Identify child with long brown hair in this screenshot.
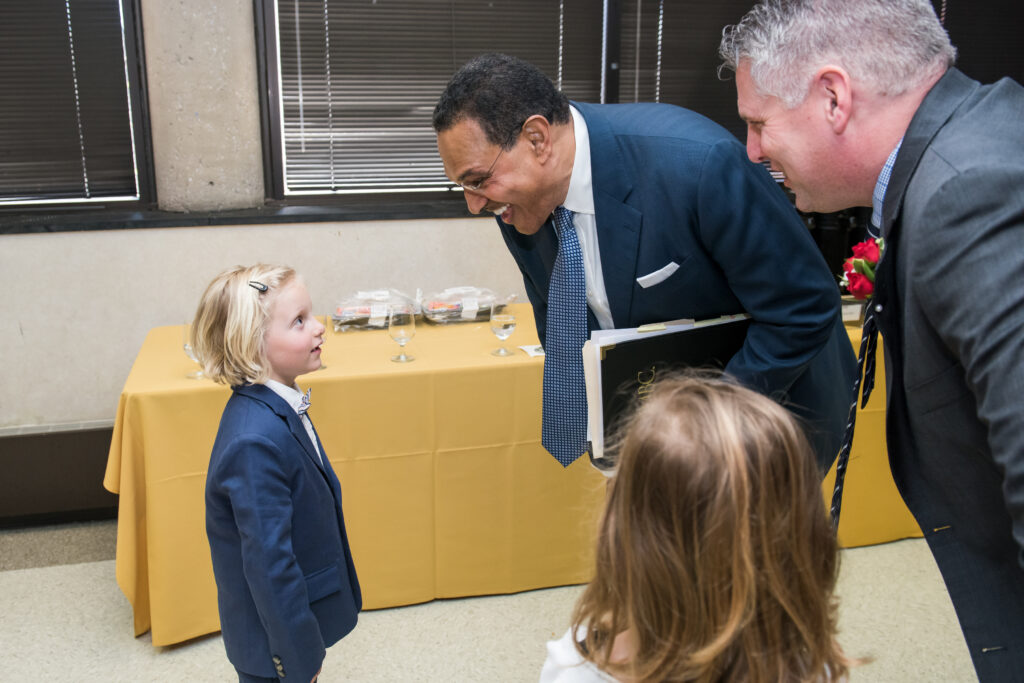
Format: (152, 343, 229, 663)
(541, 374, 853, 682)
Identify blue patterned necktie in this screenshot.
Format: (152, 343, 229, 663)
(297, 388, 312, 416)
(542, 207, 589, 466)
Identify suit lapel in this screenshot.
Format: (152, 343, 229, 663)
(234, 383, 326, 474)
(307, 419, 337, 479)
(593, 189, 642, 327)
(881, 69, 978, 237)
(875, 69, 979, 360)
(291, 415, 327, 475)
(573, 102, 643, 327)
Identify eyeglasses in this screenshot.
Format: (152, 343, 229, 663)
(455, 123, 524, 192)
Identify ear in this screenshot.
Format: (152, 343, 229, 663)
(813, 66, 853, 135)
(521, 114, 553, 161)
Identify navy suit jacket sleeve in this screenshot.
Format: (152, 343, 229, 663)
(692, 138, 841, 396)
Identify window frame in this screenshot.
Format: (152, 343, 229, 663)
(254, 0, 478, 216)
(13, 0, 1015, 235)
(0, 0, 156, 227)
(253, 0, 616, 217)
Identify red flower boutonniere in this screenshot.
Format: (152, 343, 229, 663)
(840, 237, 885, 300)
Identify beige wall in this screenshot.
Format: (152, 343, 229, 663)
(0, 219, 525, 431)
(0, 0, 525, 432)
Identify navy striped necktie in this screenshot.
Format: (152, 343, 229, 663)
(541, 207, 589, 466)
(829, 299, 880, 528)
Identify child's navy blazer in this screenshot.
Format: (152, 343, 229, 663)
(205, 382, 361, 682)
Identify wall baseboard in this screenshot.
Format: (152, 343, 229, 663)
(0, 427, 118, 527)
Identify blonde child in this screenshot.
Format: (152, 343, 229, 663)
(541, 374, 853, 682)
(192, 264, 360, 683)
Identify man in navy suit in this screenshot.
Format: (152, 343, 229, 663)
(433, 53, 856, 471)
(720, 1, 1024, 678)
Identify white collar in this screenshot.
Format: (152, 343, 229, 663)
(563, 105, 595, 216)
(263, 379, 306, 415)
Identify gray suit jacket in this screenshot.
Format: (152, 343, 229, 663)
(873, 67, 1024, 680)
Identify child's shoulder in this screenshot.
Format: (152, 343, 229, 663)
(221, 387, 281, 425)
(213, 388, 295, 455)
(223, 384, 293, 420)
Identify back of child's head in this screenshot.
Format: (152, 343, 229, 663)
(191, 264, 297, 386)
(573, 373, 848, 682)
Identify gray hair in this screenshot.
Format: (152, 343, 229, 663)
(719, 0, 956, 107)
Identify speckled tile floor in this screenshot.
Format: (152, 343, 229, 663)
(0, 521, 977, 682)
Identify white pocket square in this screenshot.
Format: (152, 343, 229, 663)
(636, 261, 680, 288)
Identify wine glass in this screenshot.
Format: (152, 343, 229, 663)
(388, 303, 416, 363)
(490, 305, 517, 356)
(182, 323, 203, 379)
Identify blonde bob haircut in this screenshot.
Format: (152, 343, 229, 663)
(572, 373, 852, 682)
(190, 264, 297, 387)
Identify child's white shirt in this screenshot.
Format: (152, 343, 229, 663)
(539, 627, 845, 683)
(539, 627, 619, 683)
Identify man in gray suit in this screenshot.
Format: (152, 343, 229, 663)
(719, 1, 1024, 680)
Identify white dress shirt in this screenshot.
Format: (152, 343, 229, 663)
(564, 105, 615, 331)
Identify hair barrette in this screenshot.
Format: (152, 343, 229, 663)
(248, 280, 269, 292)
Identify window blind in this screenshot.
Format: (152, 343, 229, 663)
(0, 0, 144, 206)
(268, 0, 604, 196)
(617, 0, 758, 141)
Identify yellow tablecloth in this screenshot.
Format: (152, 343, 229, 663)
(104, 308, 919, 646)
(104, 304, 607, 646)
(822, 325, 923, 547)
